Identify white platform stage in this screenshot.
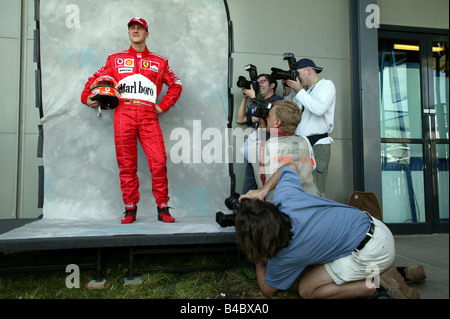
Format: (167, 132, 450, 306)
(0, 216, 236, 252)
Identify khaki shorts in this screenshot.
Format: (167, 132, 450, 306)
(324, 218, 395, 285)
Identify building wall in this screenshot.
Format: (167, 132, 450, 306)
(379, 0, 449, 29)
(0, 0, 41, 219)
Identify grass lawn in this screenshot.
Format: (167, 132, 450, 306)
(0, 246, 299, 300)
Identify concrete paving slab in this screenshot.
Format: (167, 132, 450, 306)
(393, 234, 449, 299)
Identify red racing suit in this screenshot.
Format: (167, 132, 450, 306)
(81, 45, 182, 207)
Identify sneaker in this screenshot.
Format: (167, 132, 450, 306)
(121, 205, 137, 224)
(380, 267, 420, 299)
(157, 204, 175, 223)
(398, 265, 427, 284)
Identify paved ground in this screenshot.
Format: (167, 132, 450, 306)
(393, 234, 449, 299)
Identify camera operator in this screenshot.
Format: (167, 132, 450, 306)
(283, 58, 336, 198)
(237, 74, 281, 128)
(237, 74, 282, 194)
(246, 100, 319, 202)
(236, 162, 397, 299)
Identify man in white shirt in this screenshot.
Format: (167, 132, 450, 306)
(283, 58, 336, 197)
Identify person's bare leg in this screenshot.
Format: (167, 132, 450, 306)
(298, 265, 375, 299)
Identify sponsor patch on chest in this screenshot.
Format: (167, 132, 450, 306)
(115, 58, 134, 68)
(141, 60, 159, 72)
(119, 74, 157, 103)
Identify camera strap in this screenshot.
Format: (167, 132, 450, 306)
(308, 77, 321, 93)
(259, 139, 267, 185)
(259, 132, 294, 185)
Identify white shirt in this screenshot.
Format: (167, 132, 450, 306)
(285, 78, 336, 145)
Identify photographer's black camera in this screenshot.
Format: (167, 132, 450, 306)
(236, 64, 259, 93)
(271, 68, 298, 81)
(251, 101, 273, 120)
(216, 193, 247, 228)
(215, 211, 235, 228)
(225, 193, 243, 213)
(236, 77, 252, 90)
(271, 53, 299, 81)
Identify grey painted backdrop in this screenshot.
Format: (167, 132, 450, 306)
(40, 0, 230, 220)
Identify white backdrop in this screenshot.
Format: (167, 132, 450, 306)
(39, 0, 230, 221)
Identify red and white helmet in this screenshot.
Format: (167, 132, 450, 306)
(90, 75, 120, 110)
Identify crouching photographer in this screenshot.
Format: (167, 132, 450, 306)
(235, 162, 397, 299)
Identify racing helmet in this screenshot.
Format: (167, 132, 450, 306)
(90, 75, 121, 110)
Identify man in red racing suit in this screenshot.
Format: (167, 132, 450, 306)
(81, 18, 182, 223)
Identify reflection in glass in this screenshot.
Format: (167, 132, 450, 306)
(433, 42, 449, 140)
(437, 144, 449, 221)
(434, 42, 449, 223)
(381, 143, 425, 223)
(379, 39, 422, 139)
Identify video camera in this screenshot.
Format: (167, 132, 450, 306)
(216, 193, 247, 228)
(236, 64, 259, 94)
(271, 53, 299, 82)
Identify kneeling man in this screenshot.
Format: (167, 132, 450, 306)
(236, 162, 395, 299)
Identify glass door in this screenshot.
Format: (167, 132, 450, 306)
(379, 30, 449, 234)
(429, 38, 449, 232)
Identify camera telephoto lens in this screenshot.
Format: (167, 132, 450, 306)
(236, 76, 251, 90)
(225, 193, 241, 212)
(216, 193, 248, 228)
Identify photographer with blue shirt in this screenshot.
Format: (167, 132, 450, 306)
(236, 161, 397, 299)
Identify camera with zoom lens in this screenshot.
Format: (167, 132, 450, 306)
(216, 193, 247, 228)
(271, 53, 299, 81)
(251, 101, 273, 120)
(236, 64, 260, 94)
